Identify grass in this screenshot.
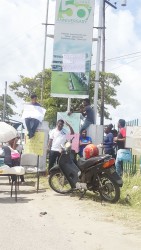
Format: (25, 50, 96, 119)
(26, 172, 141, 228)
(120, 173, 141, 210)
(51, 71, 70, 94)
(51, 71, 88, 95)
(102, 173, 141, 229)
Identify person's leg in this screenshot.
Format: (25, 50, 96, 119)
(29, 118, 40, 138)
(115, 158, 123, 177)
(25, 118, 32, 137)
(80, 120, 92, 133)
(49, 151, 60, 170)
(20, 175, 25, 182)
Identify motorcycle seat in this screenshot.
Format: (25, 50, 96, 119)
(77, 155, 110, 171)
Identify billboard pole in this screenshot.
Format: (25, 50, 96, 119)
(67, 98, 71, 112)
(41, 0, 49, 102)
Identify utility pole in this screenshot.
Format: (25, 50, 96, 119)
(41, 0, 49, 102)
(95, 0, 126, 124)
(94, 0, 103, 124)
(100, 1, 117, 125)
(100, 0, 105, 125)
(3, 81, 7, 122)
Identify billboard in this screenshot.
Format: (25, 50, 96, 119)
(51, 0, 95, 98)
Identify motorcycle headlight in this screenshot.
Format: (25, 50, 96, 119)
(65, 142, 71, 150)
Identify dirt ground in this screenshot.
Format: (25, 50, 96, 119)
(0, 176, 141, 250)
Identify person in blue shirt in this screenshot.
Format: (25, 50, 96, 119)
(79, 129, 92, 157)
(103, 124, 114, 156)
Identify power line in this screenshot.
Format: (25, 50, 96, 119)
(92, 51, 141, 66)
(106, 51, 141, 62)
(111, 56, 141, 70)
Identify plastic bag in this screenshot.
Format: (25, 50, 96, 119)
(11, 152, 20, 159)
(117, 149, 132, 162)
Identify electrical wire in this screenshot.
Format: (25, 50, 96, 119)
(106, 51, 141, 62)
(91, 51, 141, 66)
(111, 56, 141, 70)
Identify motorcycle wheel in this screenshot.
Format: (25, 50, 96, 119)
(49, 170, 72, 194)
(98, 174, 120, 203)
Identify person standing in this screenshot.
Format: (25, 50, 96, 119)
(47, 120, 74, 170)
(79, 129, 92, 157)
(114, 119, 126, 176)
(25, 94, 41, 139)
(102, 124, 115, 157)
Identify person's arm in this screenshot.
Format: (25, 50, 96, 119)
(80, 105, 86, 117)
(47, 138, 53, 152)
(103, 134, 113, 146)
(47, 130, 54, 152)
(67, 105, 86, 116)
(79, 140, 91, 146)
(65, 121, 75, 135)
(114, 137, 125, 143)
(79, 137, 92, 146)
(12, 138, 19, 150)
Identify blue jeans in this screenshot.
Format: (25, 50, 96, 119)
(80, 120, 92, 132)
(115, 158, 123, 177)
(25, 118, 40, 138)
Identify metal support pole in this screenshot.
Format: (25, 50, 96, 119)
(94, 0, 103, 124)
(67, 98, 71, 112)
(3, 81, 7, 122)
(41, 0, 49, 102)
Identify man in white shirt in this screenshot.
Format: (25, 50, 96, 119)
(47, 119, 74, 170)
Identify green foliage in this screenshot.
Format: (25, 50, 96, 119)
(120, 173, 141, 210)
(0, 94, 16, 120)
(9, 69, 121, 125)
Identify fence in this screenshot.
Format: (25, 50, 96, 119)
(126, 119, 139, 126)
(123, 155, 137, 175)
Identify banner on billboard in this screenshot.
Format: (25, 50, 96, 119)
(51, 0, 95, 98)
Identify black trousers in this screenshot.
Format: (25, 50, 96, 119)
(25, 118, 40, 138)
(49, 151, 61, 170)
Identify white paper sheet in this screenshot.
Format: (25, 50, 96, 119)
(22, 104, 46, 122)
(62, 54, 85, 72)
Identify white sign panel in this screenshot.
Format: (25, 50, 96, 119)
(126, 126, 141, 154)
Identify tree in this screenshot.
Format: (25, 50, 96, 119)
(0, 94, 16, 120)
(9, 69, 121, 125)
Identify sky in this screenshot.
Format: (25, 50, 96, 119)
(0, 0, 141, 125)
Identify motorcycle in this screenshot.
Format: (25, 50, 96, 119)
(48, 140, 123, 203)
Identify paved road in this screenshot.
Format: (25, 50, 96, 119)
(0, 176, 141, 250)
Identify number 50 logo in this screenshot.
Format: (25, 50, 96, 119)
(58, 0, 92, 22)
